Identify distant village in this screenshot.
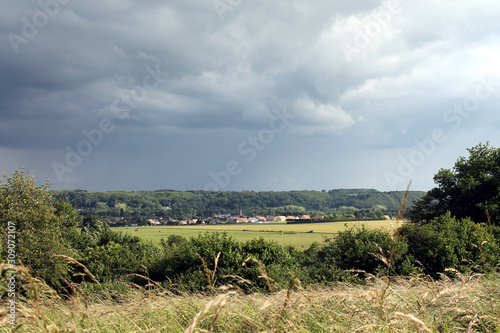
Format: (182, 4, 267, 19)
(101, 208, 391, 227)
(66, 189, 411, 227)
(105, 213, 320, 227)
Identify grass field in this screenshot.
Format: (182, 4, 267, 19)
(116, 220, 394, 249)
(7, 270, 500, 332)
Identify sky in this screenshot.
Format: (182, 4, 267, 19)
(1, 0, 500, 192)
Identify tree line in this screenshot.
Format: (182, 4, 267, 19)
(54, 187, 426, 218)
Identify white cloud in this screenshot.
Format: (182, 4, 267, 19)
(291, 98, 355, 136)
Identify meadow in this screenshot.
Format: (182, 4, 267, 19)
(116, 220, 394, 249)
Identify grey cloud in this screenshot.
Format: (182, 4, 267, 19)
(2, 0, 500, 190)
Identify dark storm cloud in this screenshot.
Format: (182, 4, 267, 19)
(1, 0, 500, 191)
(0, 1, 379, 139)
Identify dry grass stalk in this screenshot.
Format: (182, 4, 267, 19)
(486, 207, 492, 233)
(274, 268, 301, 333)
(1, 263, 62, 332)
(184, 292, 235, 333)
(127, 272, 174, 296)
(53, 254, 99, 284)
(197, 252, 221, 288)
(394, 312, 432, 333)
(243, 257, 277, 293)
(2, 272, 499, 332)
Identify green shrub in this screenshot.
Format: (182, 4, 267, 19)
(317, 225, 404, 275)
(81, 242, 138, 282)
(76, 218, 162, 283)
(241, 238, 299, 290)
(150, 233, 245, 291)
(400, 212, 499, 275)
(149, 233, 299, 292)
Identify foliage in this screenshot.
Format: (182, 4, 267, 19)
(72, 215, 161, 283)
(400, 212, 499, 275)
(0, 170, 76, 288)
(81, 242, 138, 283)
(54, 188, 425, 218)
(297, 242, 353, 284)
(315, 225, 406, 275)
(410, 142, 500, 224)
(149, 232, 299, 292)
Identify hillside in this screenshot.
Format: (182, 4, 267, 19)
(54, 188, 426, 217)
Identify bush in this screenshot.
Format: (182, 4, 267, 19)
(81, 242, 140, 283)
(400, 212, 499, 275)
(149, 233, 299, 292)
(74, 216, 161, 283)
(241, 238, 299, 290)
(149, 233, 244, 291)
(316, 225, 405, 275)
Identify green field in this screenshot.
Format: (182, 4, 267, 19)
(116, 220, 395, 249)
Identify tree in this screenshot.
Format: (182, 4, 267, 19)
(0, 170, 78, 287)
(410, 142, 500, 224)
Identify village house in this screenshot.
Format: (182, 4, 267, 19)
(148, 218, 161, 225)
(227, 217, 248, 223)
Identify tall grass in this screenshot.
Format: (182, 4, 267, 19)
(1, 263, 499, 332)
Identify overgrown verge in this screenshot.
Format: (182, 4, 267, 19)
(1, 263, 499, 332)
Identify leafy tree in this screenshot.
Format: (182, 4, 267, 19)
(410, 142, 500, 224)
(0, 170, 77, 287)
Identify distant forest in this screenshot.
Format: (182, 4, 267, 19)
(54, 189, 426, 218)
